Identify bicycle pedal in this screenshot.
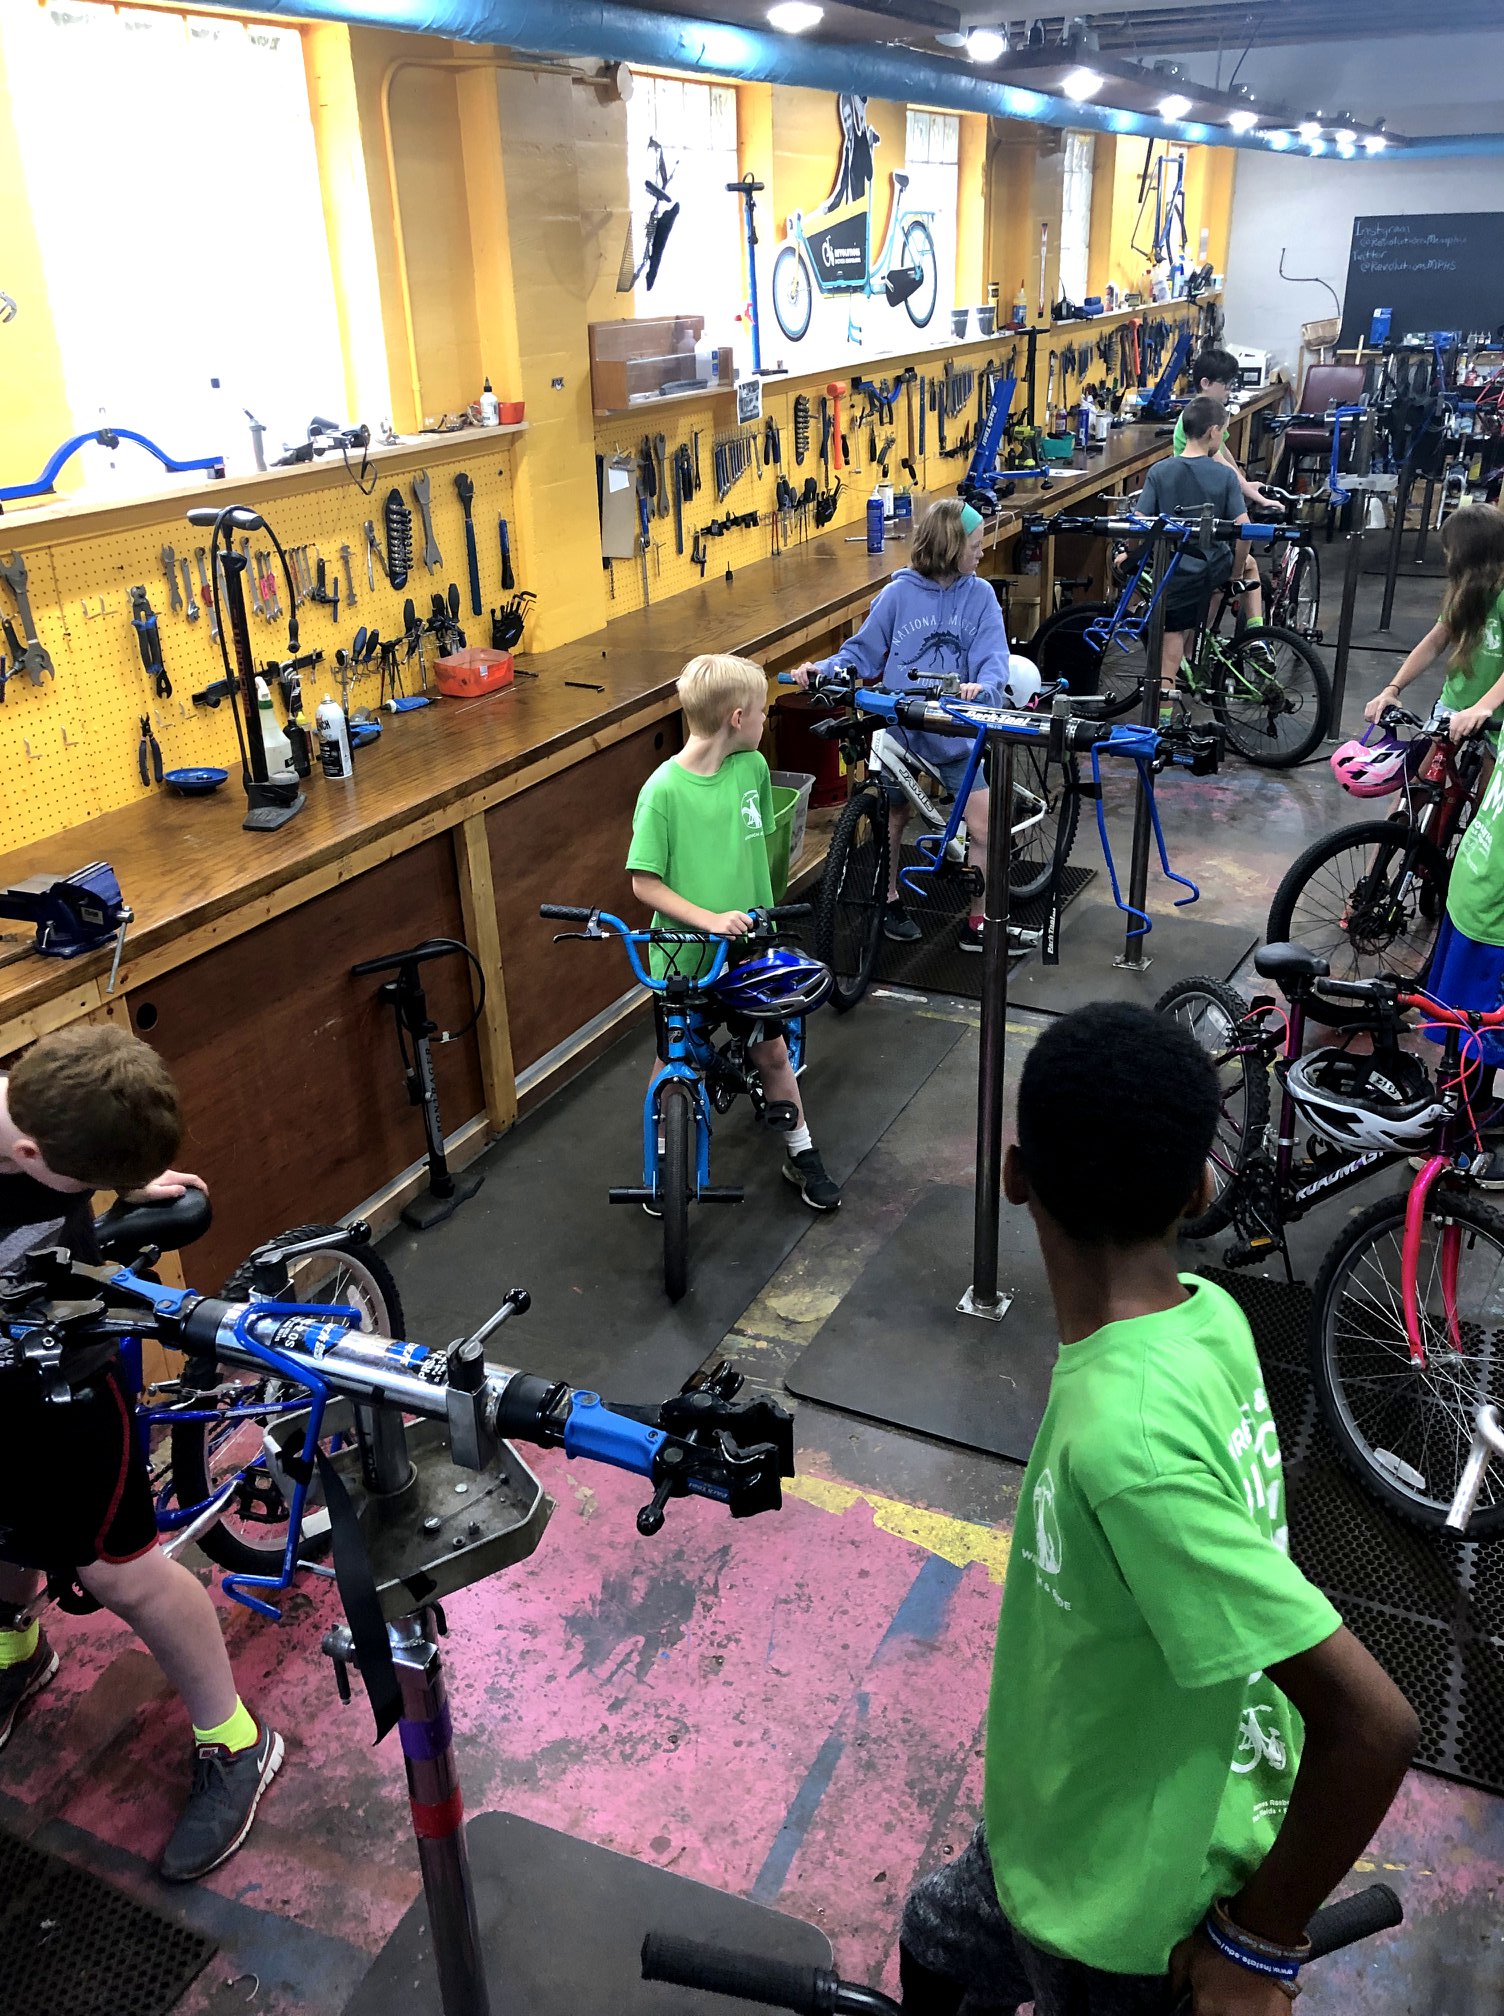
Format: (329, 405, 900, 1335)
(1222, 1237, 1275, 1270)
(761, 1101, 800, 1132)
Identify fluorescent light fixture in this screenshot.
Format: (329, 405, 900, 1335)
(766, 1, 822, 29)
(1061, 66, 1103, 102)
(1297, 120, 1322, 142)
(1336, 140, 1356, 158)
(1308, 137, 1326, 155)
(1333, 127, 1356, 145)
(1158, 93, 1193, 120)
(1227, 109, 1259, 134)
(1363, 133, 1388, 153)
(1266, 129, 1292, 150)
(965, 27, 1006, 62)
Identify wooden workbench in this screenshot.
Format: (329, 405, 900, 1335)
(0, 387, 1279, 1282)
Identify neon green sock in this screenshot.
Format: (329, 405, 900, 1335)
(193, 1696, 258, 1754)
(0, 1621, 39, 1669)
(1245, 612, 1263, 628)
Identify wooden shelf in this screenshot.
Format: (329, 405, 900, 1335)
(593, 384, 738, 420)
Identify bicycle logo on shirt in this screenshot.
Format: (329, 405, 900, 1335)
(1032, 1469, 1064, 1576)
(1231, 1702, 1288, 1775)
(741, 790, 766, 834)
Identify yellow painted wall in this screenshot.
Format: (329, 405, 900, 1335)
(986, 124, 1043, 325)
(955, 112, 987, 309)
(0, 33, 76, 489)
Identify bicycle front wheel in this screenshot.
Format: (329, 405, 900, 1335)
(772, 243, 813, 343)
(1029, 600, 1149, 720)
(1286, 545, 1321, 640)
(900, 220, 938, 329)
(1008, 748, 1080, 904)
(659, 1084, 693, 1303)
(816, 786, 891, 1012)
(1210, 624, 1332, 767)
(171, 1227, 405, 1577)
(1154, 977, 1269, 1238)
(1266, 819, 1447, 1023)
(1311, 1189, 1504, 1536)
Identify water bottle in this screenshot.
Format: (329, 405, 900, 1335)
(255, 676, 296, 782)
(867, 493, 884, 553)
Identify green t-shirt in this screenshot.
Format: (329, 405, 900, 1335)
(1440, 585, 1504, 716)
(984, 1277, 1341, 1975)
(1172, 410, 1188, 455)
(1446, 742, 1504, 944)
(625, 751, 775, 976)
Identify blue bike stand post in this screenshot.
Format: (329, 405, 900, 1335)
(1115, 526, 1173, 973)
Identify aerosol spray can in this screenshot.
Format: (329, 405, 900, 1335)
(316, 694, 354, 779)
(866, 493, 885, 554)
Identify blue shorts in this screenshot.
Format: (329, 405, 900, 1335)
(883, 736, 984, 808)
(1423, 916, 1504, 1068)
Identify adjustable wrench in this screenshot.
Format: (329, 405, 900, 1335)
(194, 548, 219, 642)
(363, 520, 383, 590)
(240, 537, 264, 619)
(411, 471, 442, 571)
(161, 545, 183, 614)
(653, 434, 669, 520)
(180, 555, 200, 622)
(0, 551, 54, 683)
(339, 542, 358, 610)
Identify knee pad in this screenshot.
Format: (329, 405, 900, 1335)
(762, 1100, 800, 1132)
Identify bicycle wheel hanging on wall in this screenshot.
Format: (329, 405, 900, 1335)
(771, 243, 813, 343)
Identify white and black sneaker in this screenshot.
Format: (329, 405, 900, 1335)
(159, 1719, 284, 1883)
(958, 921, 985, 954)
(782, 1149, 841, 1211)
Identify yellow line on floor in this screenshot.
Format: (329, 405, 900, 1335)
(787, 1474, 1012, 1584)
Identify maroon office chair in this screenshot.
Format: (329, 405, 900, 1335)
(1276, 363, 1366, 486)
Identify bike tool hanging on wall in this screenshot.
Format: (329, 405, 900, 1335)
(185, 500, 304, 831)
(352, 939, 487, 1230)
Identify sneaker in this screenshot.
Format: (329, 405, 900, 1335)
(959, 921, 985, 954)
(0, 1631, 59, 1751)
(159, 1719, 284, 1883)
(883, 901, 922, 943)
(782, 1148, 841, 1212)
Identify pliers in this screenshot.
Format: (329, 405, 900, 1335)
(138, 715, 163, 788)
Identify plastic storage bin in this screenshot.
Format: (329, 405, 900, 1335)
(768, 770, 815, 867)
(435, 648, 514, 698)
(766, 785, 803, 902)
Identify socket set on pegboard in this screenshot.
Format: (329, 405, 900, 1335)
(0, 442, 525, 851)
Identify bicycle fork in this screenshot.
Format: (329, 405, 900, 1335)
(1401, 1157, 1464, 1365)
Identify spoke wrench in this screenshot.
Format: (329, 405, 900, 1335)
(0, 551, 54, 682)
(411, 471, 442, 572)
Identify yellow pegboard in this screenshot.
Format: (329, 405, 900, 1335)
(0, 439, 521, 850)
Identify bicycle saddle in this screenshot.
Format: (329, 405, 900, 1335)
(1254, 942, 1330, 986)
(94, 1187, 213, 1263)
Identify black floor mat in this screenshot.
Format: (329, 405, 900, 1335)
(381, 995, 964, 1403)
(343, 1810, 829, 2016)
(0, 1829, 214, 2016)
(869, 859, 1096, 1002)
(1203, 1267, 1504, 1798)
(786, 1180, 1057, 1462)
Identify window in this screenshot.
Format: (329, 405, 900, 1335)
(627, 76, 742, 340)
(1059, 131, 1095, 307)
(904, 109, 960, 320)
(1, 4, 361, 490)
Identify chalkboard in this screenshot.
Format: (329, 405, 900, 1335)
(1338, 212, 1504, 348)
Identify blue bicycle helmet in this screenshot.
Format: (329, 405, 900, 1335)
(710, 947, 833, 1018)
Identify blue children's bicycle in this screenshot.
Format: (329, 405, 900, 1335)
(540, 904, 831, 1301)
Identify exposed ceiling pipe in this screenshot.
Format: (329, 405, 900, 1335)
(237, 0, 1501, 155)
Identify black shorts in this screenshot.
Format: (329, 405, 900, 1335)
(1163, 593, 1211, 636)
(0, 1360, 157, 1573)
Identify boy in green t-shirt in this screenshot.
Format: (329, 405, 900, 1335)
(626, 653, 839, 1211)
(899, 1003, 1418, 2014)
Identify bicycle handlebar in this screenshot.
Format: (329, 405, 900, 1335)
(641, 1885, 1403, 2015)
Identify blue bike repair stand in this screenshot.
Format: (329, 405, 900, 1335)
(958, 724, 1020, 1323)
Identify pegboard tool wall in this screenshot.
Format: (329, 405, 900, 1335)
(0, 436, 522, 852)
(590, 300, 1206, 624)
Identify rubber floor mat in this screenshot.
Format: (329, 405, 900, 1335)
(0, 1829, 214, 2016)
(381, 993, 964, 1403)
(870, 859, 1096, 1002)
(1203, 1267, 1504, 1798)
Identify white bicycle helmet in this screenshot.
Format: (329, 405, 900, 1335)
(1002, 653, 1042, 709)
(1278, 1048, 1450, 1155)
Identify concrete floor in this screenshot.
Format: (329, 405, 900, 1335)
(4, 558, 1503, 2014)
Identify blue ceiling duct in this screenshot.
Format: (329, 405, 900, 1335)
(241, 0, 1500, 158)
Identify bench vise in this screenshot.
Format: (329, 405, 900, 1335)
(0, 862, 132, 965)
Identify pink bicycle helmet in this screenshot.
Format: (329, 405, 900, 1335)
(1330, 726, 1408, 797)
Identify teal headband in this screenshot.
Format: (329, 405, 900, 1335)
(959, 504, 984, 534)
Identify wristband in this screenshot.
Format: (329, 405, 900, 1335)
(1211, 1899, 1312, 1963)
(1202, 1902, 1308, 1984)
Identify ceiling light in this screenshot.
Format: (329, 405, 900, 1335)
(766, 1, 822, 30)
(1297, 120, 1322, 142)
(1336, 140, 1356, 158)
(965, 27, 1006, 63)
(1061, 67, 1103, 102)
(1308, 137, 1326, 156)
(1227, 109, 1259, 134)
(1266, 130, 1292, 150)
(1158, 93, 1193, 120)
(1333, 126, 1356, 146)
(1363, 133, 1388, 153)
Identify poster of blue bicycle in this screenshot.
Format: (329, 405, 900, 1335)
(770, 93, 940, 344)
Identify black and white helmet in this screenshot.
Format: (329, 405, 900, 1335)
(1278, 1048, 1449, 1155)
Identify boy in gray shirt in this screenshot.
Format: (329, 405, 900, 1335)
(1137, 397, 1250, 722)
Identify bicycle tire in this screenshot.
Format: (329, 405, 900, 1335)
(172, 1225, 405, 1578)
(816, 786, 890, 1013)
(1310, 1189, 1504, 1537)
(1028, 599, 1148, 720)
(660, 1084, 693, 1304)
(1154, 977, 1269, 1239)
(1266, 819, 1448, 1027)
(1210, 624, 1332, 767)
(1008, 747, 1081, 904)
(771, 243, 812, 343)
(1287, 544, 1321, 640)
(901, 220, 938, 330)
